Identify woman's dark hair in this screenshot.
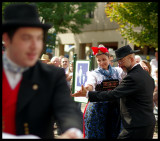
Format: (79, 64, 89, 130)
(96, 53, 109, 57)
(142, 60, 152, 75)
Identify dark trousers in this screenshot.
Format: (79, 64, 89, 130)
(117, 125, 155, 139)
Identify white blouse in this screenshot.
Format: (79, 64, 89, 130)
(85, 67, 122, 91)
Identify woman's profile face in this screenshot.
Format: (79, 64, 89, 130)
(140, 61, 149, 73)
(96, 54, 110, 70)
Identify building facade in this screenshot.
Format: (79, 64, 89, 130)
(55, 2, 155, 62)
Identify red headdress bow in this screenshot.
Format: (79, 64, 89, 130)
(91, 44, 109, 55)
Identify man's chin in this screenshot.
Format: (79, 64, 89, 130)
(24, 61, 37, 67)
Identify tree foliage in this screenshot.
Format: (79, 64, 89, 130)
(2, 2, 97, 53)
(36, 2, 97, 34)
(2, 2, 96, 34)
(105, 2, 158, 49)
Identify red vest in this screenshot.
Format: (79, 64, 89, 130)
(2, 70, 22, 135)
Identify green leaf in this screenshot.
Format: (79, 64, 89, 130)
(105, 2, 158, 48)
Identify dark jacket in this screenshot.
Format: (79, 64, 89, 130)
(8, 61, 83, 138)
(89, 64, 155, 128)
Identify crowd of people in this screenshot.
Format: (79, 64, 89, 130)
(40, 54, 74, 91)
(2, 3, 158, 139)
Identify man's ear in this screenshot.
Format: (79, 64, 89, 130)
(2, 33, 10, 48)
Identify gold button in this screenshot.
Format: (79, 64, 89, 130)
(24, 123, 28, 127)
(25, 131, 29, 135)
(24, 123, 29, 134)
(32, 84, 38, 90)
(25, 128, 29, 131)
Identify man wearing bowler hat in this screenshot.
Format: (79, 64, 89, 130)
(72, 45, 156, 139)
(2, 3, 83, 139)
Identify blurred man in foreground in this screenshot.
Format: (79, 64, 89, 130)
(2, 3, 82, 139)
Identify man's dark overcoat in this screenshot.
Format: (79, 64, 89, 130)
(89, 64, 155, 130)
(3, 61, 83, 138)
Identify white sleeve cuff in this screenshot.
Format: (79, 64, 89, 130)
(66, 128, 83, 138)
(86, 91, 89, 98)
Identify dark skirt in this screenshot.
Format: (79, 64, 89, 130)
(83, 101, 121, 139)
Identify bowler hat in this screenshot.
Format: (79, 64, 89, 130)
(40, 54, 50, 61)
(113, 45, 140, 62)
(2, 3, 52, 33)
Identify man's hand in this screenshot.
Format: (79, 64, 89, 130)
(55, 128, 83, 139)
(71, 85, 87, 97)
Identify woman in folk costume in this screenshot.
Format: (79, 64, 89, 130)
(83, 44, 122, 139)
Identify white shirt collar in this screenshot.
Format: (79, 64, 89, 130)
(131, 63, 139, 70)
(3, 52, 29, 74)
(3, 52, 29, 89)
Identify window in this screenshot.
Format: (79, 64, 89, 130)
(85, 11, 94, 19)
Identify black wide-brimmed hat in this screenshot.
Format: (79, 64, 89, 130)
(113, 45, 140, 62)
(2, 3, 52, 33)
